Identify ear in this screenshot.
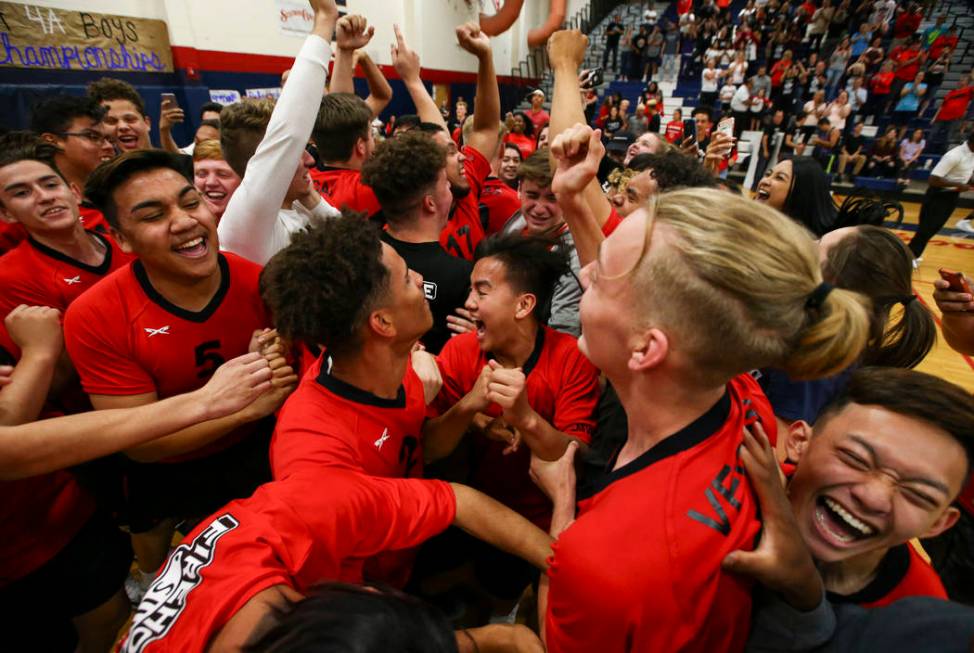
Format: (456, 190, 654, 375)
(113, 226, 134, 254)
(420, 193, 436, 216)
(39, 132, 59, 146)
(920, 505, 961, 540)
(785, 420, 813, 464)
(514, 293, 537, 320)
(355, 136, 368, 160)
(627, 327, 668, 373)
(68, 182, 83, 205)
(368, 308, 397, 339)
(0, 202, 17, 225)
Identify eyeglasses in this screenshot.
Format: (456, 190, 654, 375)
(57, 131, 113, 144)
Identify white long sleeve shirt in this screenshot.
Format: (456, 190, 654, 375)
(218, 34, 340, 265)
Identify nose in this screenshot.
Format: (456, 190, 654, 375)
(412, 269, 425, 287)
(301, 149, 315, 168)
(464, 290, 478, 312)
(171, 207, 199, 232)
(848, 474, 895, 517)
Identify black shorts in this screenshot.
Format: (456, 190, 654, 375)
(126, 422, 272, 533)
(0, 509, 132, 651)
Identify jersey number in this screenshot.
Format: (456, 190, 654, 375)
(398, 436, 420, 478)
(194, 340, 225, 380)
(445, 225, 473, 258)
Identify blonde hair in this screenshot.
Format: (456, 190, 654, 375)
(219, 99, 276, 178)
(631, 189, 871, 386)
(192, 139, 224, 163)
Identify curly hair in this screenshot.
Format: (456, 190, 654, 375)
(360, 132, 446, 224)
(219, 99, 275, 178)
(86, 77, 146, 115)
(260, 213, 390, 356)
(312, 93, 372, 163)
(627, 151, 717, 191)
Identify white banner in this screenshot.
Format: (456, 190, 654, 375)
(209, 89, 241, 105)
(245, 87, 282, 100)
(277, 0, 313, 36)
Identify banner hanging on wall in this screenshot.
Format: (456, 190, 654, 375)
(0, 2, 174, 73)
(276, 0, 346, 37)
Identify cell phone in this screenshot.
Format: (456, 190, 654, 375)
(161, 92, 178, 108)
(716, 117, 735, 138)
(939, 268, 974, 294)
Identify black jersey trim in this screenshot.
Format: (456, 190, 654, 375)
(827, 544, 911, 605)
(579, 388, 732, 499)
(487, 327, 545, 377)
(133, 253, 230, 323)
(28, 231, 114, 275)
(316, 364, 407, 409)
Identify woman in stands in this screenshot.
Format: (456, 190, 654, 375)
(897, 128, 926, 187)
(760, 224, 936, 428)
(866, 126, 901, 180)
(754, 156, 837, 236)
(503, 111, 535, 158)
(497, 143, 523, 189)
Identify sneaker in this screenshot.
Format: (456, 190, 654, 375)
(912, 257, 923, 271)
(956, 219, 974, 234)
(124, 569, 154, 606)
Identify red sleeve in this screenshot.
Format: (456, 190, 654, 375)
(551, 343, 600, 444)
(0, 221, 27, 255)
(462, 145, 491, 200)
(431, 334, 477, 416)
(63, 283, 156, 396)
(352, 179, 382, 217)
(601, 206, 624, 237)
(343, 476, 456, 557)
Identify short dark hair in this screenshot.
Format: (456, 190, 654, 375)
(86, 78, 146, 115)
(85, 149, 192, 229)
(260, 213, 389, 356)
(361, 132, 446, 223)
(0, 132, 65, 196)
(30, 95, 106, 135)
(817, 367, 974, 485)
(199, 102, 224, 119)
(243, 582, 456, 653)
(628, 151, 717, 191)
(198, 119, 221, 131)
(518, 150, 553, 188)
(311, 93, 372, 162)
(692, 106, 714, 121)
(392, 114, 422, 134)
(474, 234, 569, 322)
(513, 111, 535, 138)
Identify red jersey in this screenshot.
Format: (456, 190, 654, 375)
(937, 86, 974, 122)
(271, 355, 427, 482)
(871, 71, 895, 95)
(830, 542, 948, 609)
(480, 177, 522, 235)
(0, 221, 27, 255)
(440, 145, 490, 261)
(121, 471, 456, 653)
(545, 374, 776, 653)
(64, 252, 269, 460)
(665, 119, 685, 144)
(891, 46, 923, 81)
(78, 202, 111, 234)
(504, 132, 536, 160)
(931, 35, 958, 61)
(525, 108, 550, 133)
(892, 11, 922, 39)
(310, 166, 382, 219)
(0, 232, 132, 360)
(433, 327, 599, 527)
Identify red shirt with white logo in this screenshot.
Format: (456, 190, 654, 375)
(121, 471, 456, 653)
(78, 202, 111, 234)
(545, 374, 775, 653)
(64, 252, 269, 460)
(433, 327, 599, 528)
(440, 145, 490, 261)
(310, 167, 382, 219)
(829, 541, 948, 608)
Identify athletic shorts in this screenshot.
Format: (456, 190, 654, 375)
(125, 424, 272, 533)
(0, 509, 133, 651)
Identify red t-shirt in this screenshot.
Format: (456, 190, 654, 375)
(891, 46, 923, 81)
(0, 221, 27, 255)
(829, 542, 947, 609)
(310, 166, 382, 219)
(931, 35, 959, 61)
(937, 85, 974, 122)
(677, 0, 692, 15)
(78, 203, 111, 234)
(121, 471, 456, 653)
(525, 108, 550, 133)
(0, 231, 132, 360)
(504, 132, 536, 160)
(440, 145, 490, 261)
(665, 119, 685, 144)
(64, 253, 270, 460)
(771, 59, 791, 87)
(545, 374, 776, 653)
(480, 177, 522, 235)
(871, 71, 895, 95)
(433, 327, 599, 527)
(893, 12, 922, 39)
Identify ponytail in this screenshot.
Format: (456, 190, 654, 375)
(782, 287, 872, 380)
(864, 294, 936, 369)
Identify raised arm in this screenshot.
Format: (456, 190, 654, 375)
(356, 51, 393, 117)
(0, 306, 62, 426)
(547, 30, 613, 227)
(217, 0, 338, 265)
(551, 124, 608, 268)
(456, 22, 501, 159)
(0, 353, 272, 480)
(328, 15, 375, 95)
(392, 24, 444, 128)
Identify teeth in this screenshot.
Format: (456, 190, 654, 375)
(204, 192, 226, 199)
(824, 497, 874, 536)
(177, 237, 204, 250)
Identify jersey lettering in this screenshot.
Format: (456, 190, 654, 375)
(398, 436, 419, 478)
(687, 464, 746, 536)
(124, 514, 240, 653)
(194, 340, 225, 380)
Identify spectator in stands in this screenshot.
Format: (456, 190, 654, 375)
(836, 121, 867, 182)
(87, 78, 152, 152)
(930, 25, 959, 62)
(867, 60, 896, 119)
(849, 17, 871, 57)
(932, 74, 974, 151)
(719, 78, 738, 116)
(526, 90, 550, 133)
(727, 50, 748, 86)
(750, 89, 771, 130)
(700, 58, 722, 110)
(755, 156, 836, 236)
(809, 116, 840, 171)
(628, 27, 648, 82)
(921, 50, 950, 116)
(665, 108, 685, 144)
(661, 20, 681, 81)
(825, 90, 852, 133)
(776, 64, 801, 116)
(891, 2, 924, 46)
(846, 76, 868, 123)
(496, 143, 522, 189)
(751, 65, 772, 98)
(866, 126, 902, 180)
(731, 79, 752, 138)
(504, 112, 535, 159)
(825, 37, 852, 100)
(30, 95, 115, 195)
(629, 104, 650, 137)
(192, 139, 241, 223)
(603, 15, 624, 71)
(893, 71, 927, 129)
(889, 35, 925, 102)
(802, 91, 829, 138)
(897, 128, 927, 187)
(644, 26, 664, 81)
(860, 36, 885, 74)
(909, 132, 974, 262)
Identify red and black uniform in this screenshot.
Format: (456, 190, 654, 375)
(829, 542, 948, 608)
(440, 145, 490, 261)
(121, 471, 456, 653)
(310, 166, 381, 219)
(270, 354, 429, 585)
(433, 327, 599, 528)
(480, 177, 522, 235)
(78, 201, 111, 234)
(545, 374, 775, 653)
(64, 252, 273, 531)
